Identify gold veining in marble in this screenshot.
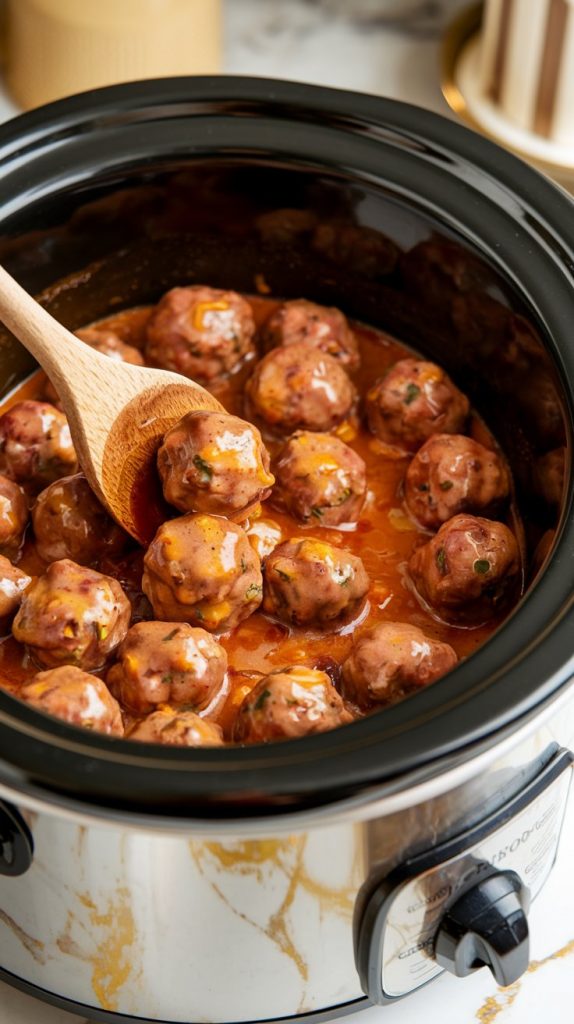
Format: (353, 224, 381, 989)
(475, 937, 574, 1022)
(0, 907, 46, 964)
(55, 888, 137, 1011)
(190, 833, 360, 992)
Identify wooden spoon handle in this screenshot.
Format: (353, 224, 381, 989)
(0, 263, 107, 388)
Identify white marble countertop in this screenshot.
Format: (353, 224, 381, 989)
(0, 2, 572, 1022)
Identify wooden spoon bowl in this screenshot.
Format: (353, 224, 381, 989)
(0, 266, 224, 544)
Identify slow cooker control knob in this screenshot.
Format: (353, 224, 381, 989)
(434, 869, 530, 987)
(0, 801, 34, 876)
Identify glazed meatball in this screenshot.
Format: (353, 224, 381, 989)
(129, 707, 223, 746)
(366, 359, 469, 451)
(341, 622, 457, 707)
(107, 621, 227, 714)
(0, 400, 77, 491)
(246, 343, 356, 434)
(262, 299, 360, 370)
(233, 666, 352, 743)
(145, 285, 255, 383)
(273, 431, 366, 526)
(76, 326, 145, 365)
(21, 666, 123, 735)
(0, 555, 31, 621)
(157, 411, 274, 516)
(32, 474, 128, 565)
(142, 513, 262, 632)
(0, 473, 28, 557)
(13, 559, 131, 670)
(263, 537, 369, 626)
(408, 514, 520, 624)
(404, 435, 510, 530)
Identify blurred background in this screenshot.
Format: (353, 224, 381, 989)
(0, 0, 571, 191)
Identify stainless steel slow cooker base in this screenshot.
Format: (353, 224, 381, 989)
(1, 695, 572, 1021)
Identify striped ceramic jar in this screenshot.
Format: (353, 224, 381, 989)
(479, 0, 574, 145)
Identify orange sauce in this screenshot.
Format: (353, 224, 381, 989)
(0, 297, 515, 740)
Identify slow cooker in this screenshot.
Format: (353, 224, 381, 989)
(0, 77, 573, 1024)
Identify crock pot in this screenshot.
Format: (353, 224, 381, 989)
(0, 77, 573, 1024)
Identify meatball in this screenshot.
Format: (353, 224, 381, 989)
(142, 513, 262, 632)
(0, 473, 28, 557)
(273, 431, 366, 526)
(32, 474, 128, 565)
(107, 621, 227, 714)
(262, 299, 359, 370)
(145, 285, 255, 383)
(157, 411, 274, 516)
(129, 707, 224, 746)
(341, 622, 457, 707)
(233, 666, 352, 743)
(404, 434, 510, 530)
(0, 555, 31, 621)
(21, 666, 123, 736)
(408, 514, 520, 624)
(263, 537, 369, 626)
(246, 343, 356, 434)
(0, 400, 77, 491)
(13, 559, 131, 670)
(366, 359, 469, 451)
(76, 326, 145, 365)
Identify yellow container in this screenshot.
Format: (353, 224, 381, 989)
(5, 0, 222, 110)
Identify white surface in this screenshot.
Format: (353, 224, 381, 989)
(0, 1, 573, 1022)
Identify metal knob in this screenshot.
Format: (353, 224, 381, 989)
(434, 869, 530, 987)
(0, 801, 33, 876)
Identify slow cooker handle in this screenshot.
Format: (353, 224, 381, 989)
(434, 869, 530, 987)
(0, 801, 33, 876)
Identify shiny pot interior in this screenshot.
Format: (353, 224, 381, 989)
(0, 78, 572, 817)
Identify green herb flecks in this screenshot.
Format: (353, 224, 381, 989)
(474, 559, 491, 575)
(276, 568, 291, 582)
(254, 688, 271, 711)
(404, 382, 421, 405)
(436, 547, 447, 574)
(162, 674, 173, 685)
(162, 628, 179, 642)
(245, 583, 263, 600)
(193, 454, 213, 482)
(439, 480, 454, 491)
(310, 506, 324, 520)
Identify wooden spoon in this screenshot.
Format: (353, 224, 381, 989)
(0, 265, 224, 544)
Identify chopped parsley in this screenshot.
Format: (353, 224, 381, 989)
(474, 559, 491, 575)
(418, 483, 430, 492)
(436, 547, 447, 574)
(193, 454, 213, 482)
(162, 674, 173, 685)
(439, 480, 454, 491)
(404, 382, 421, 405)
(162, 628, 179, 642)
(310, 506, 324, 519)
(245, 583, 263, 599)
(254, 688, 271, 711)
(276, 568, 291, 582)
